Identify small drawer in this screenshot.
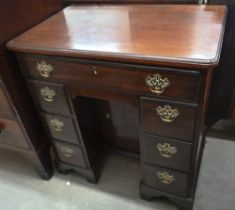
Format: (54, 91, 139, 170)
(142, 134, 192, 172)
(0, 86, 14, 118)
(19, 54, 201, 101)
(0, 118, 29, 149)
(54, 141, 87, 168)
(143, 164, 189, 197)
(141, 97, 197, 141)
(41, 113, 80, 145)
(28, 80, 72, 115)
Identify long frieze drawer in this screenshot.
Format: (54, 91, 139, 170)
(54, 141, 87, 168)
(142, 134, 192, 172)
(0, 86, 14, 118)
(0, 118, 29, 149)
(19, 54, 201, 101)
(143, 164, 189, 197)
(28, 80, 72, 115)
(141, 97, 197, 142)
(40, 113, 80, 145)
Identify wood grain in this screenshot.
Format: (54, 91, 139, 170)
(19, 54, 202, 102)
(0, 118, 29, 149)
(143, 164, 189, 197)
(141, 97, 197, 141)
(142, 134, 192, 172)
(7, 5, 226, 68)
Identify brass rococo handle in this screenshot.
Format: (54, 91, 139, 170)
(36, 61, 54, 78)
(60, 146, 74, 158)
(145, 73, 170, 94)
(157, 143, 178, 158)
(156, 171, 175, 184)
(156, 105, 179, 123)
(40, 86, 56, 102)
(50, 118, 64, 132)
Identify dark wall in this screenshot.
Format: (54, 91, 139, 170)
(207, 1, 235, 123)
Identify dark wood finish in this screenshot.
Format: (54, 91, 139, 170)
(141, 97, 197, 141)
(206, 1, 235, 124)
(208, 0, 235, 5)
(0, 118, 29, 149)
(0, 85, 14, 119)
(73, 97, 104, 163)
(41, 113, 80, 145)
(7, 5, 226, 210)
(139, 181, 194, 210)
(142, 134, 192, 172)
(19, 54, 202, 101)
(62, 0, 200, 4)
(0, 0, 61, 179)
(143, 164, 189, 197)
(54, 141, 87, 167)
(28, 80, 72, 116)
(97, 99, 140, 154)
(7, 5, 226, 69)
(55, 159, 101, 183)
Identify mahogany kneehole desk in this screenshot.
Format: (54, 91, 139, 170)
(7, 5, 226, 210)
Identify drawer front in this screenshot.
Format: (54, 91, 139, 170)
(28, 80, 72, 115)
(0, 87, 14, 118)
(143, 164, 189, 196)
(142, 135, 192, 172)
(41, 113, 80, 145)
(0, 118, 29, 149)
(54, 141, 87, 168)
(20, 55, 201, 101)
(141, 98, 196, 141)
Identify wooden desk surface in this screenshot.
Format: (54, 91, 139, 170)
(7, 5, 226, 68)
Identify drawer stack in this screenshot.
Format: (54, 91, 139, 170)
(20, 56, 101, 183)
(140, 70, 201, 198)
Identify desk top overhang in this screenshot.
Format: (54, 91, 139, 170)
(7, 5, 227, 69)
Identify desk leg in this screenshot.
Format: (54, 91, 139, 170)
(139, 181, 193, 210)
(55, 160, 100, 184)
(29, 144, 54, 180)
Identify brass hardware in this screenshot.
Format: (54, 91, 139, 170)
(156, 105, 179, 123)
(93, 66, 98, 75)
(145, 73, 170, 94)
(60, 146, 74, 158)
(50, 118, 64, 132)
(156, 171, 175, 184)
(40, 87, 56, 102)
(36, 61, 54, 78)
(157, 143, 178, 158)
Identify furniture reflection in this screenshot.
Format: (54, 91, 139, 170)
(0, 0, 61, 179)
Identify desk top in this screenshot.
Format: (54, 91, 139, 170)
(7, 5, 226, 68)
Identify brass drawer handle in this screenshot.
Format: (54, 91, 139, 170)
(157, 143, 178, 158)
(50, 118, 64, 131)
(60, 146, 74, 158)
(36, 61, 54, 78)
(40, 86, 56, 102)
(145, 73, 170, 94)
(156, 105, 179, 123)
(156, 171, 175, 184)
